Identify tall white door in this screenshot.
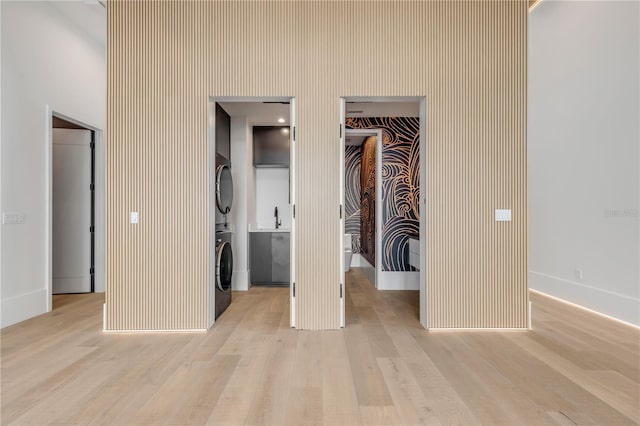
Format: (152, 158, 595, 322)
(52, 128, 92, 294)
(290, 98, 297, 327)
(339, 98, 346, 327)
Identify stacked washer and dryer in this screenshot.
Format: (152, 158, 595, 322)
(214, 153, 233, 319)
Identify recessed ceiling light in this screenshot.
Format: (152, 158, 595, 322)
(277, 118, 285, 123)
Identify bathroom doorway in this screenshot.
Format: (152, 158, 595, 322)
(339, 97, 427, 329)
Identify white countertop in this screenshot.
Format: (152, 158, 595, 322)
(249, 226, 290, 233)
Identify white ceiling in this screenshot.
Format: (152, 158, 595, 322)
(217, 102, 291, 126)
(48, 0, 107, 48)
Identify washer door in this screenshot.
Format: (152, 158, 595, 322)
(216, 164, 233, 215)
(216, 241, 233, 292)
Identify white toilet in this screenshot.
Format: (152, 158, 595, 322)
(344, 233, 353, 272)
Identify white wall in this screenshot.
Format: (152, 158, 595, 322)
(529, 0, 639, 325)
(230, 117, 252, 291)
(1, 1, 106, 327)
(254, 168, 291, 230)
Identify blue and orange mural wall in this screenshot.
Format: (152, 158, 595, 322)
(344, 144, 363, 256)
(345, 117, 420, 272)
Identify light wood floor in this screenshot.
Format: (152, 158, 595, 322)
(2, 267, 639, 425)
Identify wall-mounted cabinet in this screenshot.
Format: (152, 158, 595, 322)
(253, 126, 290, 167)
(215, 103, 230, 159)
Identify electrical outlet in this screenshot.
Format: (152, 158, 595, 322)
(2, 212, 26, 225)
(130, 212, 139, 224)
(574, 268, 583, 280)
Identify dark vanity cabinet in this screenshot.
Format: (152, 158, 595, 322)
(271, 233, 290, 282)
(249, 232, 272, 283)
(250, 232, 290, 285)
(253, 126, 290, 167)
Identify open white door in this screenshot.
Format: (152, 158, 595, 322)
(52, 129, 93, 294)
(208, 100, 217, 328)
(339, 98, 346, 327)
(419, 98, 427, 329)
(290, 98, 297, 328)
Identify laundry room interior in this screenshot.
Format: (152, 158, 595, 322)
(211, 99, 293, 322)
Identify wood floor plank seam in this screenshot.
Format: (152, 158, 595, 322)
(1, 274, 638, 425)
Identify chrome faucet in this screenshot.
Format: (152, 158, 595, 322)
(275, 206, 282, 229)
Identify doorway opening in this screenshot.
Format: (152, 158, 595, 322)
(339, 97, 427, 328)
(343, 128, 381, 289)
(208, 97, 297, 328)
(47, 111, 105, 312)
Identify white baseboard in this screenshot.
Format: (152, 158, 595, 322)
(232, 270, 249, 291)
(103, 328, 207, 333)
(1, 289, 48, 328)
(377, 271, 419, 290)
(350, 254, 370, 268)
(349, 256, 419, 291)
(530, 271, 640, 326)
(362, 264, 376, 287)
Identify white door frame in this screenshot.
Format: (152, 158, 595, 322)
(339, 96, 428, 329)
(207, 96, 296, 328)
(45, 106, 105, 313)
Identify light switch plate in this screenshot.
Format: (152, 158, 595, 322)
(2, 212, 26, 225)
(495, 209, 512, 222)
(130, 212, 139, 224)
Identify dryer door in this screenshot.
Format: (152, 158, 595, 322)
(216, 241, 233, 292)
(216, 164, 233, 214)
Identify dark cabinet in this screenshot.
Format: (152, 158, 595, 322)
(215, 103, 230, 159)
(271, 233, 290, 282)
(250, 232, 272, 283)
(253, 126, 290, 167)
(250, 232, 290, 285)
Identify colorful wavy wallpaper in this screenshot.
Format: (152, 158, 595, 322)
(344, 146, 362, 254)
(360, 136, 377, 266)
(346, 117, 420, 272)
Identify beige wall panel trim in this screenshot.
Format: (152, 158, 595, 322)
(106, 0, 528, 330)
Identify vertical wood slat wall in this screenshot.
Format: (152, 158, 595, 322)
(106, 0, 528, 330)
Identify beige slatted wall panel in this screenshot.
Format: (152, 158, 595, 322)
(106, 0, 528, 330)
